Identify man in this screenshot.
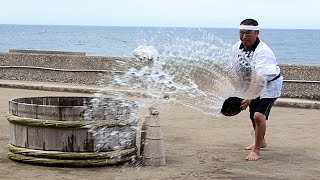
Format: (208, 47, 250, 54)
(235, 19, 283, 161)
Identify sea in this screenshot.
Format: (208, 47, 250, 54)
(0, 24, 319, 65)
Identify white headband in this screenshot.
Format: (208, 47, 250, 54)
(239, 25, 259, 31)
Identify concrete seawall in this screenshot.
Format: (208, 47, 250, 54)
(0, 50, 319, 100)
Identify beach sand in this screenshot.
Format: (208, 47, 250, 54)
(0, 87, 319, 180)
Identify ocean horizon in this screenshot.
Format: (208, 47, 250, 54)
(1, 24, 319, 65)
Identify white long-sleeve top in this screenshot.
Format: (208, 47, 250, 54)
(235, 40, 283, 98)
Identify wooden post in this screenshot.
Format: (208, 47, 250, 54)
(141, 108, 166, 166)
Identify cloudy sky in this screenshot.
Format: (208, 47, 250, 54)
(1, 0, 319, 29)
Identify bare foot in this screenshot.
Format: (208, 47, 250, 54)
(245, 150, 260, 161)
(245, 141, 267, 150)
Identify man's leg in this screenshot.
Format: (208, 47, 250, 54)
(245, 120, 267, 150)
(245, 112, 266, 161)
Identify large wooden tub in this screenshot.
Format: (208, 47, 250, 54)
(6, 96, 138, 167)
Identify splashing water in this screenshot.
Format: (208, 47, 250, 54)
(83, 95, 139, 153)
(83, 29, 267, 158)
(106, 29, 266, 116)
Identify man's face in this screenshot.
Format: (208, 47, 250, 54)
(239, 30, 259, 49)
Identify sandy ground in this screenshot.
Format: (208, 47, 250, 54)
(0, 87, 320, 180)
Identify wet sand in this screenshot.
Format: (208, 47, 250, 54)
(0, 87, 319, 180)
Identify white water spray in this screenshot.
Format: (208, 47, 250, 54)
(83, 29, 266, 156)
(107, 30, 266, 116)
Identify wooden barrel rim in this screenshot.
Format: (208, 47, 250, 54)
(8, 144, 137, 160)
(9, 96, 134, 107)
(6, 113, 135, 129)
(8, 96, 138, 121)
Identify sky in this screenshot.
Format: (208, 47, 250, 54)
(1, 0, 320, 29)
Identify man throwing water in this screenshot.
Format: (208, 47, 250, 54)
(235, 19, 283, 161)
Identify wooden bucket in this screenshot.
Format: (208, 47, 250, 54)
(7, 96, 138, 167)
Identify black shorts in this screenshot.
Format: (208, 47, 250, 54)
(249, 97, 277, 121)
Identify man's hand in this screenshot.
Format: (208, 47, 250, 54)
(240, 99, 251, 110)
